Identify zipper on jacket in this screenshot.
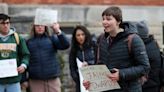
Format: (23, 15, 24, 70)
(82, 50, 85, 62)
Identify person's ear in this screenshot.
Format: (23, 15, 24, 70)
(117, 21, 121, 26)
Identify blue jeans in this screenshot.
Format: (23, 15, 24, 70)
(0, 82, 21, 92)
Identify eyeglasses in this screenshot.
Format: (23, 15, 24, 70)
(0, 22, 10, 25)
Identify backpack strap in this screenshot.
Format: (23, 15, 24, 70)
(14, 32, 20, 45)
(96, 33, 104, 64)
(127, 34, 149, 85)
(127, 34, 136, 54)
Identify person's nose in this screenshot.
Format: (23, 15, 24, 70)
(4, 23, 9, 26)
(102, 19, 108, 23)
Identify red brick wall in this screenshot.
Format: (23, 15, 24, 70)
(1, 0, 164, 6)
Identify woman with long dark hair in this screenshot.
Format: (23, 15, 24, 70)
(69, 25, 96, 92)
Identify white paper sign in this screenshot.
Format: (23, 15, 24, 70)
(34, 8, 58, 26)
(80, 65, 120, 92)
(0, 59, 18, 78)
(76, 58, 89, 92)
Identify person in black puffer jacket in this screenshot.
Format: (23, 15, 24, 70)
(136, 21, 161, 92)
(27, 23, 70, 92)
(83, 6, 150, 92)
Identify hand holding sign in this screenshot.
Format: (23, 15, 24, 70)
(108, 68, 120, 82)
(51, 23, 61, 34)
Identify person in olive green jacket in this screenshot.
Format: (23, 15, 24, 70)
(0, 13, 30, 92)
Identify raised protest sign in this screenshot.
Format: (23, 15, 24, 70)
(34, 8, 58, 26)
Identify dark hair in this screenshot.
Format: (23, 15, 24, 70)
(30, 25, 50, 38)
(71, 25, 92, 49)
(0, 13, 10, 21)
(102, 6, 122, 23)
(69, 25, 92, 61)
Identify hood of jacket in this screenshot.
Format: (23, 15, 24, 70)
(113, 21, 138, 40)
(0, 27, 16, 41)
(121, 21, 138, 34)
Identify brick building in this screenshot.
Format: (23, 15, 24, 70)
(0, 0, 164, 5)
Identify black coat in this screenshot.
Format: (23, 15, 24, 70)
(69, 45, 96, 92)
(98, 22, 150, 92)
(142, 35, 161, 92)
(69, 37, 97, 92)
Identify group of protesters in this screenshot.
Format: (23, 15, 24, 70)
(0, 6, 163, 92)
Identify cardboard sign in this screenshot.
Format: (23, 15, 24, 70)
(80, 65, 120, 92)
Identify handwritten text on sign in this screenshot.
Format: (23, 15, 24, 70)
(80, 65, 120, 92)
